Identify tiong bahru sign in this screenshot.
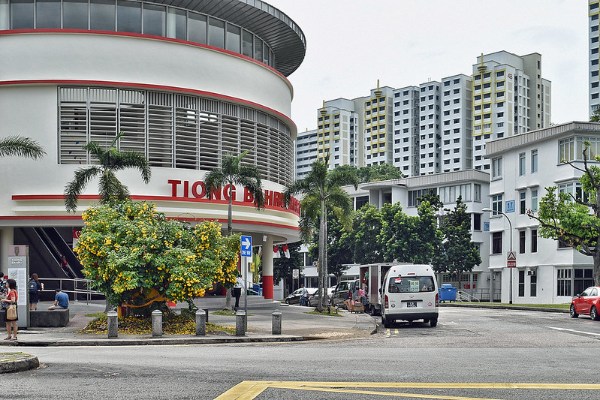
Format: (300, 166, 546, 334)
(167, 179, 301, 215)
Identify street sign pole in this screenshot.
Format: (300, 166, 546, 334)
(240, 235, 252, 315)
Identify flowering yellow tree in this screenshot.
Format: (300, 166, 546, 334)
(74, 200, 239, 310)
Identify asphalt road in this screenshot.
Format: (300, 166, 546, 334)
(3, 307, 600, 400)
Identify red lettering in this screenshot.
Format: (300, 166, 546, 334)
(191, 181, 206, 198)
(209, 187, 221, 201)
(224, 184, 236, 201)
(243, 188, 255, 203)
(264, 190, 274, 207)
(183, 180, 189, 198)
(273, 192, 282, 208)
(168, 180, 182, 197)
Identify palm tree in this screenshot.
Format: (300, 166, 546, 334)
(0, 136, 46, 159)
(64, 133, 151, 212)
(284, 156, 358, 311)
(205, 151, 264, 309)
(205, 151, 265, 235)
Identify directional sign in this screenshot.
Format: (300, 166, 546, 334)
(240, 235, 252, 257)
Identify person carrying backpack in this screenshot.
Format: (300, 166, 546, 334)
(28, 273, 43, 311)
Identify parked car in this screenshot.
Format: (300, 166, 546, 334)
(331, 279, 359, 308)
(570, 286, 600, 320)
(284, 287, 317, 305)
(308, 288, 330, 307)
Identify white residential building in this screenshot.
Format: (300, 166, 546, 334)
(591, 0, 600, 115)
(392, 86, 420, 176)
(295, 129, 318, 180)
(472, 51, 551, 171)
(485, 122, 600, 304)
(440, 74, 473, 173)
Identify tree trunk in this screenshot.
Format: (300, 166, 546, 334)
(227, 184, 233, 236)
(594, 244, 600, 286)
(317, 199, 327, 311)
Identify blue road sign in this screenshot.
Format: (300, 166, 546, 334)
(505, 200, 515, 213)
(240, 235, 252, 257)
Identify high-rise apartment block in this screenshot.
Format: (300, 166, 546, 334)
(591, 0, 600, 115)
(297, 51, 551, 179)
(295, 129, 318, 180)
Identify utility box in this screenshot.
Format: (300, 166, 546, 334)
(439, 284, 457, 302)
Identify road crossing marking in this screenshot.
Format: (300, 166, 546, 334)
(548, 326, 600, 337)
(215, 381, 600, 400)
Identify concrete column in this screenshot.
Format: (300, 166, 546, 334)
(235, 310, 246, 336)
(195, 309, 206, 336)
(262, 235, 274, 299)
(107, 311, 118, 338)
(151, 310, 162, 337)
(0, 227, 14, 274)
(272, 311, 282, 335)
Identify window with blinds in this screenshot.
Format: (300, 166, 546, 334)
(58, 87, 293, 185)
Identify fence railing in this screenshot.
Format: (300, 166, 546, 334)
(39, 277, 104, 304)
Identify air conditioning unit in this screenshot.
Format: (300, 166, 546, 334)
(527, 270, 536, 276)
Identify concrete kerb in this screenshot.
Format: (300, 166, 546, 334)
(0, 352, 39, 374)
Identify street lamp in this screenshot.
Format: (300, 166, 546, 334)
(482, 207, 513, 304)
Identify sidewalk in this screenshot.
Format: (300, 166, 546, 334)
(0, 297, 377, 348)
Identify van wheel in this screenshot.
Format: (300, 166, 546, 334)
(430, 318, 438, 327)
(423, 319, 430, 324)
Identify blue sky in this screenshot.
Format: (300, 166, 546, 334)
(268, 0, 589, 132)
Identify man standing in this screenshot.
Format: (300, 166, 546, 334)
(48, 289, 69, 310)
(300, 284, 309, 307)
(233, 274, 244, 311)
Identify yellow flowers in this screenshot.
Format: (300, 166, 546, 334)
(77, 200, 240, 304)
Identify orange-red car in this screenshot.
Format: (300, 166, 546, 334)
(570, 286, 600, 320)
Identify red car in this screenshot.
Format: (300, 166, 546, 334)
(570, 286, 600, 320)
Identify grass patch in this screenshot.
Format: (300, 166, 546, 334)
(85, 312, 106, 318)
(212, 309, 236, 316)
(80, 313, 235, 335)
(306, 307, 342, 317)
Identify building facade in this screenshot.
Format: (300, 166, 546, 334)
(591, 0, 600, 116)
(342, 170, 493, 300)
(0, 0, 305, 299)
(304, 51, 551, 178)
(294, 128, 318, 180)
(485, 122, 600, 304)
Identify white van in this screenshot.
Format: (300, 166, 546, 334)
(381, 264, 438, 328)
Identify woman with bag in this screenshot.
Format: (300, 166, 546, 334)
(2, 278, 18, 340)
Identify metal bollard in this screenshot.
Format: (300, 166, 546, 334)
(235, 310, 246, 336)
(195, 309, 206, 336)
(205, 308, 209, 323)
(272, 311, 282, 335)
(151, 309, 163, 337)
(107, 311, 118, 339)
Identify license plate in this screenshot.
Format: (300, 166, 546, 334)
(407, 301, 417, 308)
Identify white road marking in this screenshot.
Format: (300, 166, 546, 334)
(548, 326, 600, 337)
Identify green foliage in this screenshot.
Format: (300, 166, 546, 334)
(0, 136, 46, 159)
(284, 156, 358, 310)
(434, 198, 481, 275)
(273, 241, 303, 287)
(357, 163, 402, 182)
(351, 204, 385, 264)
(74, 200, 240, 306)
(64, 132, 150, 212)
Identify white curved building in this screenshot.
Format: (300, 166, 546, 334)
(0, 0, 305, 299)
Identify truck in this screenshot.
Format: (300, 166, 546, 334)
(358, 263, 394, 316)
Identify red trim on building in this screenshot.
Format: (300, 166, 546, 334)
(0, 29, 291, 84)
(0, 79, 295, 131)
(11, 194, 299, 215)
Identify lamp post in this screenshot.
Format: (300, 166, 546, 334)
(482, 208, 513, 304)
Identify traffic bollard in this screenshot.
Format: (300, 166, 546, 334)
(196, 309, 206, 336)
(107, 311, 118, 339)
(272, 311, 282, 335)
(151, 309, 162, 337)
(235, 310, 246, 336)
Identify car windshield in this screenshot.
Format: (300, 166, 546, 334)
(388, 276, 434, 293)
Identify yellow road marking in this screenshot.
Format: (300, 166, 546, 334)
(215, 381, 600, 400)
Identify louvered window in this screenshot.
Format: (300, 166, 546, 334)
(58, 87, 293, 185)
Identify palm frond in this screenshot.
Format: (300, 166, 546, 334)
(64, 166, 103, 212)
(114, 151, 151, 183)
(99, 171, 130, 204)
(0, 136, 46, 159)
